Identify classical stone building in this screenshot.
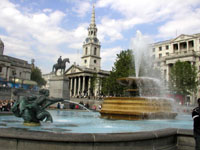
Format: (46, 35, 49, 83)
(43, 6, 109, 98)
(65, 6, 109, 98)
(0, 38, 36, 88)
(151, 33, 200, 105)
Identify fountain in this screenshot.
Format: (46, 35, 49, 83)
(0, 31, 193, 150)
(100, 31, 177, 120)
(100, 77, 177, 120)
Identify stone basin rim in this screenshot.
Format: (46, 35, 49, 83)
(0, 128, 191, 142)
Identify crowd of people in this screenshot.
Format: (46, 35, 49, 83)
(56, 100, 102, 111)
(0, 100, 14, 112)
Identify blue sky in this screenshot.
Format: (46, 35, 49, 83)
(1, 0, 200, 73)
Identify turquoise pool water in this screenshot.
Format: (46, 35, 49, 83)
(0, 110, 193, 133)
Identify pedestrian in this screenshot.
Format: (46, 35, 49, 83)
(192, 98, 200, 150)
(57, 102, 60, 109)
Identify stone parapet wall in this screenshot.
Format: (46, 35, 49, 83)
(0, 128, 195, 150)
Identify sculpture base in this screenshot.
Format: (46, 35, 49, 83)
(23, 122, 41, 126)
(49, 76, 70, 99)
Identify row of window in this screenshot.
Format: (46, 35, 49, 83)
(89, 30, 96, 36)
(152, 45, 169, 52)
(153, 40, 195, 52)
(152, 52, 170, 59)
(85, 47, 97, 55)
(84, 59, 97, 64)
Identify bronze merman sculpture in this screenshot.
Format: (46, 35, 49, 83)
(11, 89, 63, 126)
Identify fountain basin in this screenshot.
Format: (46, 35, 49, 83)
(100, 77, 177, 120)
(0, 110, 193, 150)
(100, 97, 177, 120)
(0, 127, 194, 150)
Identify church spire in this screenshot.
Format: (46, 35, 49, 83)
(90, 4, 96, 27)
(82, 4, 101, 70)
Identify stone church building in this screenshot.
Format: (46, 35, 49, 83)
(43, 6, 109, 98)
(65, 6, 109, 98)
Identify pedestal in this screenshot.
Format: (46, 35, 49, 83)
(49, 76, 70, 100)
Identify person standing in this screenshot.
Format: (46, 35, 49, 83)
(192, 98, 200, 150)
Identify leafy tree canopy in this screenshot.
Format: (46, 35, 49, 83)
(169, 60, 198, 96)
(102, 49, 135, 96)
(31, 66, 46, 87)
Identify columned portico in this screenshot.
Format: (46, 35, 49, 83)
(64, 5, 110, 99)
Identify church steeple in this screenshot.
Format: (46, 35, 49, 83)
(90, 5, 96, 27)
(81, 4, 101, 71)
(87, 4, 97, 38)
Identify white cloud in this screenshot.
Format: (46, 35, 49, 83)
(1, 35, 34, 58)
(96, 0, 200, 41)
(101, 47, 122, 69)
(0, 0, 89, 73)
(1, 0, 200, 73)
(43, 8, 52, 13)
(64, 0, 91, 17)
(72, 1, 91, 17)
(157, 8, 200, 39)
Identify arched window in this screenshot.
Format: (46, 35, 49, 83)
(91, 31, 93, 35)
(84, 60, 87, 64)
(85, 47, 88, 55)
(94, 47, 97, 55)
(94, 60, 97, 64)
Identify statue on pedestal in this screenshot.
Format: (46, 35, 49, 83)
(52, 56, 70, 75)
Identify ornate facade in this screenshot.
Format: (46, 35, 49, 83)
(151, 33, 200, 105)
(65, 6, 109, 98)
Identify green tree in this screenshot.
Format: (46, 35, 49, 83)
(31, 67, 46, 87)
(169, 60, 198, 97)
(102, 49, 135, 96)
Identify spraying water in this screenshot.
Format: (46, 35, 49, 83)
(131, 30, 151, 77)
(63, 100, 91, 112)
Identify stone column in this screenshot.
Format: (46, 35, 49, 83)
(187, 41, 189, 51)
(82, 76, 85, 95)
(6, 67, 10, 81)
(74, 77, 77, 97)
(70, 78, 73, 97)
(78, 76, 81, 97)
(88, 77, 91, 96)
(178, 43, 180, 53)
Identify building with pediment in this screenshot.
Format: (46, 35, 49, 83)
(64, 6, 109, 98)
(151, 33, 200, 105)
(42, 6, 110, 98)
